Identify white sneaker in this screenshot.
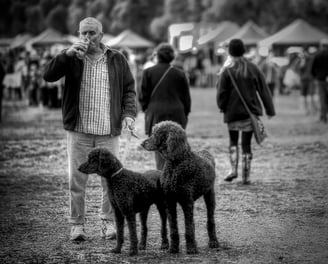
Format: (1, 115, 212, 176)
(70, 224, 87, 241)
(101, 220, 116, 239)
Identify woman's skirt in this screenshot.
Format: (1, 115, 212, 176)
(228, 118, 253, 132)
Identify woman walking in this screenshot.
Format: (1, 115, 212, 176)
(217, 39, 275, 184)
(139, 43, 191, 170)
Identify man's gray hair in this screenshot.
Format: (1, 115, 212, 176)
(79, 17, 103, 33)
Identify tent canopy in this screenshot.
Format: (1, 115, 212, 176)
(10, 33, 33, 49)
(0, 37, 13, 48)
(102, 34, 114, 44)
(27, 28, 74, 48)
(106, 30, 154, 49)
(197, 21, 240, 46)
(224, 20, 268, 46)
(258, 19, 328, 47)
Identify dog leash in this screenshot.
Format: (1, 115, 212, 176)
(120, 126, 140, 165)
(111, 167, 124, 178)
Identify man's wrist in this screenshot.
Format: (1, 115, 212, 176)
(65, 48, 74, 57)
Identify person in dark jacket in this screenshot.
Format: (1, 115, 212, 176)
(0, 55, 6, 122)
(43, 17, 137, 241)
(217, 39, 275, 184)
(139, 43, 191, 170)
(310, 40, 328, 123)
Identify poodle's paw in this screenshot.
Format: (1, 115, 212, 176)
(129, 249, 138, 256)
(209, 239, 220, 248)
(138, 242, 146, 250)
(110, 247, 121, 254)
(169, 245, 179, 254)
(186, 245, 198, 254)
(160, 239, 169, 250)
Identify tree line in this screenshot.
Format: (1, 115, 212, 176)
(1, 0, 328, 42)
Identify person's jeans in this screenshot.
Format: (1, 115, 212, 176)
(316, 80, 328, 122)
(67, 131, 120, 224)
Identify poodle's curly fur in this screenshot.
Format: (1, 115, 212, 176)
(78, 148, 168, 256)
(141, 121, 219, 254)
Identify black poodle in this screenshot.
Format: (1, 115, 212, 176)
(78, 148, 168, 256)
(141, 121, 219, 254)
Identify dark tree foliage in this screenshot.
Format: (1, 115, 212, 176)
(10, 1, 27, 35)
(0, 0, 13, 37)
(46, 5, 68, 33)
(26, 5, 45, 35)
(1, 0, 328, 41)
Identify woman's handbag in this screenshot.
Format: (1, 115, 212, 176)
(227, 69, 267, 145)
(248, 113, 267, 145)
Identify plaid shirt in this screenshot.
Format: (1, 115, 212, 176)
(75, 45, 111, 135)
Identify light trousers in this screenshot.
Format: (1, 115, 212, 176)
(67, 131, 119, 224)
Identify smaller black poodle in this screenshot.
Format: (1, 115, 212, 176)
(141, 121, 219, 254)
(78, 148, 168, 256)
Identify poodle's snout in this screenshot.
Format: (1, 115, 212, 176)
(78, 161, 97, 174)
(141, 138, 156, 151)
(78, 162, 89, 174)
(140, 139, 148, 149)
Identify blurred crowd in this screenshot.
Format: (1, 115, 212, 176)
(1, 39, 327, 123)
(0, 50, 62, 108)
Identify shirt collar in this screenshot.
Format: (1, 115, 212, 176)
(84, 43, 108, 64)
(100, 42, 109, 55)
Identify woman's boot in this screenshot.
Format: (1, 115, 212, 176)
(224, 146, 238, 182)
(242, 153, 252, 184)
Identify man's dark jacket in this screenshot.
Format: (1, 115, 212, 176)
(43, 48, 137, 136)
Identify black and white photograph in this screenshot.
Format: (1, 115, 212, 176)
(0, 0, 327, 263)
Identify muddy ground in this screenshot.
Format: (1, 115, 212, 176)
(0, 89, 327, 264)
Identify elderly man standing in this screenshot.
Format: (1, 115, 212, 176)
(43, 17, 137, 241)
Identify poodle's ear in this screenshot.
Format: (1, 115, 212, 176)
(166, 129, 190, 158)
(97, 149, 106, 171)
(98, 149, 122, 172)
(98, 149, 112, 171)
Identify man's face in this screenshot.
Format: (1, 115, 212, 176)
(79, 23, 103, 51)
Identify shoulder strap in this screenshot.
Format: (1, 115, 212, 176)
(150, 66, 173, 98)
(227, 68, 253, 116)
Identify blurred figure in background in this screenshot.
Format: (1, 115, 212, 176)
(282, 52, 301, 95)
(27, 60, 40, 106)
(217, 39, 275, 184)
(299, 49, 317, 115)
(139, 42, 191, 170)
(142, 51, 156, 70)
(0, 54, 5, 122)
(171, 53, 185, 71)
(258, 51, 279, 98)
(311, 40, 328, 123)
(10, 54, 27, 100)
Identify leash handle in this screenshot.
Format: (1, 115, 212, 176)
(120, 127, 139, 164)
(124, 126, 140, 139)
(120, 129, 132, 165)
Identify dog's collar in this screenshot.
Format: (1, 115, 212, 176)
(111, 167, 123, 178)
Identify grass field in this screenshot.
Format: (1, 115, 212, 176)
(0, 88, 328, 264)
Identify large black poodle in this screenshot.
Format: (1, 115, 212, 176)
(78, 148, 168, 256)
(141, 121, 219, 254)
